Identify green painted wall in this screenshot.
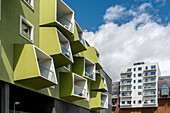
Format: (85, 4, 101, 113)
(0, 0, 40, 83)
(0, 0, 108, 111)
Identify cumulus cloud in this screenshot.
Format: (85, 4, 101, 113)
(84, 3, 170, 82)
(103, 5, 126, 21)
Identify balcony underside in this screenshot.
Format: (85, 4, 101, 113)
(70, 40, 87, 54)
(40, 22, 73, 37)
(52, 53, 73, 67)
(15, 77, 56, 89)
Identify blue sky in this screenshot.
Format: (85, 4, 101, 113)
(63, 0, 170, 81)
(64, 0, 170, 31)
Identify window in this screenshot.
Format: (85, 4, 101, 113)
(134, 86, 136, 89)
(145, 91, 148, 95)
(20, 15, 34, 43)
(127, 80, 131, 84)
(145, 79, 148, 82)
(144, 100, 148, 104)
(113, 94, 117, 98)
(134, 68, 136, 71)
(151, 99, 155, 103)
(114, 88, 117, 92)
(121, 87, 124, 90)
(127, 68, 131, 72)
(134, 74, 136, 77)
(127, 101, 131, 104)
(161, 88, 167, 95)
(134, 80, 136, 83)
(138, 67, 142, 71)
(127, 86, 131, 90)
(151, 78, 156, 82)
(122, 101, 125, 104)
(151, 65, 156, 69)
(138, 79, 142, 83)
(151, 72, 156, 75)
(151, 91, 156, 94)
(138, 100, 141, 104)
(138, 85, 142, 89)
(158, 90, 160, 94)
(145, 72, 148, 76)
(145, 66, 148, 70)
(23, 0, 34, 10)
(133, 101, 135, 104)
(163, 83, 167, 87)
(127, 75, 131, 78)
(138, 73, 142, 77)
(138, 92, 142, 95)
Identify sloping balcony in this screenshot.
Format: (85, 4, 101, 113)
(40, 0, 74, 36)
(80, 46, 102, 70)
(91, 72, 108, 92)
(72, 57, 95, 81)
(90, 91, 108, 110)
(67, 21, 87, 54)
(59, 72, 87, 101)
(14, 44, 57, 89)
(39, 27, 73, 67)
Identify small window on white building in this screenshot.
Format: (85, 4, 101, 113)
(122, 101, 125, 104)
(23, 0, 34, 10)
(20, 15, 34, 43)
(138, 100, 141, 104)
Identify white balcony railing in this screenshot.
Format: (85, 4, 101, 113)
(60, 43, 71, 60)
(85, 68, 94, 79)
(101, 100, 107, 107)
(57, 12, 73, 32)
(38, 63, 56, 83)
(74, 85, 86, 97)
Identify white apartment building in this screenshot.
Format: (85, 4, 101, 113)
(120, 62, 161, 108)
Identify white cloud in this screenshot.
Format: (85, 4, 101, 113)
(138, 3, 152, 12)
(84, 3, 170, 82)
(103, 5, 126, 21)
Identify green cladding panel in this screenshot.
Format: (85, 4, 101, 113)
(91, 73, 107, 92)
(67, 22, 87, 54)
(72, 57, 85, 77)
(81, 46, 102, 70)
(39, 27, 73, 67)
(90, 91, 101, 110)
(14, 44, 56, 89)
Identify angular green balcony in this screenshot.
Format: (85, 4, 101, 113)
(14, 44, 57, 89)
(91, 71, 108, 92)
(67, 21, 87, 54)
(72, 57, 96, 81)
(39, 27, 73, 68)
(90, 91, 108, 110)
(80, 46, 102, 70)
(40, 0, 74, 37)
(59, 72, 87, 101)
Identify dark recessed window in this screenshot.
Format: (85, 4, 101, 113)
(138, 73, 142, 77)
(138, 67, 142, 71)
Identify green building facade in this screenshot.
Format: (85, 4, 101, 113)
(0, 0, 110, 113)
